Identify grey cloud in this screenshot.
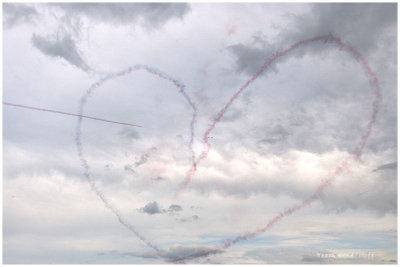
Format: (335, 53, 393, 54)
(50, 3, 190, 29)
(292, 3, 397, 56)
(138, 201, 162, 215)
(191, 165, 397, 215)
(227, 42, 278, 75)
(164, 204, 183, 215)
(3, 3, 37, 29)
(138, 202, 182, 215)
(258, 124, 290, 144)
(168, 204, 182, 213)
(220, 108, 243, 122)
(179, 215, 199, 223)
(245, 247, 326, 264)
(119, 128, 140, 141)
(134, 154, 149, 168)
(244, 247, 387, 264)
(229, 3, 396, 75)
(31, 33, 91, 72)
(373, 162, 397, 172)
(124, 165, 135, 174)
(153, 176, 165, 182)
(120, 245, 222, 262)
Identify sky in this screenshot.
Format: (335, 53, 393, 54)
(2, 2, 398, 264)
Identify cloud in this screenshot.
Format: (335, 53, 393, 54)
(167, 204, 183, 213)
(179, 215, 199, 223)
(119, 128, 140, 141)
(119, 245, 222, 262)
(134, 154, 150, 168)
(244, 247, 392, 264)
(138, 202, 183, 216)
(49, 3, 190, 29)
(228, 3, 396, 75)
(152, 176, 165, 182)
(31, 33, 91, 72)
(189, 149, 396, 215)
(373, 162, 397, 172)
(138, 201, 162, 215)
(3, 3, 38, 29)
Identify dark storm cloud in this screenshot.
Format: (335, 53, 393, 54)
(50, 3, 190, 28)
(138, 201, 162, 215)
(3, 3, 37, 29)
(229, 3, 396, 75)
(373, 162, 397, 172)
(31, 33, 91, 72)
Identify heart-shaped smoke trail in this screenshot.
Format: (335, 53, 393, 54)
(76, 35, 381, 263)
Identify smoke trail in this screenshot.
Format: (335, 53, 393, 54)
(174, 34, 382, 199)
(75, 64, 197, 252)
(172, 34, 382, 262)
(3, 101, 142, 127)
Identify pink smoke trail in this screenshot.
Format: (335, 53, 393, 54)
(172, 34, 382, 262)
(75, 64, 197, 252)
(3, 101, 142, 128)
(174, 34, 382, 199)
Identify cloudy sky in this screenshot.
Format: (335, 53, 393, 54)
(3, 2, 397, 264)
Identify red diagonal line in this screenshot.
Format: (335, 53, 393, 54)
(3, 101, 142, 128)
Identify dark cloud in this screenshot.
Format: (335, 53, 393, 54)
(121, 245, 222, 262)
(134, 154, 149, 168)
(50, 3, 190, 29)
(152, 176, 165, 182)
(31, 33, 91, 72)
(244, 247, 325, 264)
(119, 128, 140, 141)
(291, 3, 397, 56)
(258, 124, 290, 144)
(227, 42, 278, 75)
(138, 201, 162, 215)
(168, 204, 183, 213)
(124, 165, 135, 174)
(3, 3, 38, 29)
(373, 162, 397, 172)
(229, 3, 396, 75)
(139, 202, 183, 216)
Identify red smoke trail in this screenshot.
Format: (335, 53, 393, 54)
(75, 64, 197, 253)
(172, 34, 382, 262)
(174, 34, 382, 199)
(3, 101, 142, 128)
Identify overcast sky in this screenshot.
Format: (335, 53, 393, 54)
(3, 2, 397, 264)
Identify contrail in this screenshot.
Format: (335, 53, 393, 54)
(172, 34, 382, 262)
(75, 64, 197, 253)
(3, 101, 142, 128)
